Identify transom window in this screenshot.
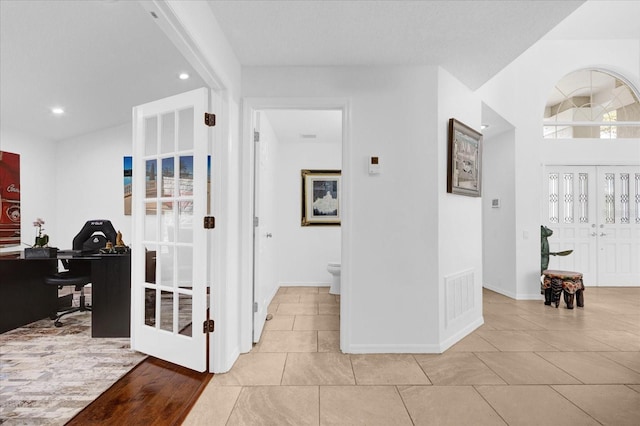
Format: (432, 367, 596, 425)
(543, 69, 640, 139)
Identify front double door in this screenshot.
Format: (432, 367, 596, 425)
(542, 165, 640, 286)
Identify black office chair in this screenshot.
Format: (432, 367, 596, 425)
(45, 220, 117, 327)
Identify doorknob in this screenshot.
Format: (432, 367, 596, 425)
(591, 232, 597, 237)
(600, 233, 606, 237)
(266, 233, 273, 238)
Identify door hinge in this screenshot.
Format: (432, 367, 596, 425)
(253, 302, 258, 313)
(254, 130, 260, 142)
(204, 112, 216, 127)
(254, 217, 259, 227)
(204, 216, 215, 229)
(203, 319, 215, 333)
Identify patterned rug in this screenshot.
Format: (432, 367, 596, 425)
(0, 312, 146, 425)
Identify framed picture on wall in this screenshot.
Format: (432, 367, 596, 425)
(301, 169, 341, 226)
(0, 151, 21, 247)
(447, 118, 483, 197)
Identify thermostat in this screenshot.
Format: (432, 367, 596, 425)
(369, 156, 381, 174)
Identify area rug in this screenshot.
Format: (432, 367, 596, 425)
(0, 312, 146, 425)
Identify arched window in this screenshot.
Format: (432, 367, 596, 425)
(543, 69, 640, 139)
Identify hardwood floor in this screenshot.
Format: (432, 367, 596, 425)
(67, 357, 212, 425)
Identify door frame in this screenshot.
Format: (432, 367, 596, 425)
(240, 98, 352, 353)
(137, 2, 231, 373)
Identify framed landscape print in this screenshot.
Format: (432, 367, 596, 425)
(447, 118, 483, 197)
(301, 169, 341, 226)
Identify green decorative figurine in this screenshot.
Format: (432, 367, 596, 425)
(540, 225, 573, 304)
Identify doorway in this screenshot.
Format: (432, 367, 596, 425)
(542, 165, 640, 286)
(251, 108, 344, 342)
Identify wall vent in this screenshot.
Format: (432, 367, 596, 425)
(445, 269, 475, 328)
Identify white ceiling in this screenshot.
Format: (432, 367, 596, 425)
(208, 0, 584, 90)
(7, 0, 637, 145)
(0, 0, 206, 142)
(262, 110, 343, 144)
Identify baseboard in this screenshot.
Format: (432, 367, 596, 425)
(343, 343, 443, 354)
(213, 345, 241, 374)
(439, 316, 484, 352)
(482, 283, 517, 299)
(483, 284, 542, 301)
(279, 282, 331, 287)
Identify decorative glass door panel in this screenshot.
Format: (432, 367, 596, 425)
(543, 165, 640, 286)
(132, 88, 210, 371)
(543, 166, 598, 284)
(596, 166, 640, 286)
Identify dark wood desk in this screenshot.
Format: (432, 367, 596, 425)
(0, 251, 131, 337)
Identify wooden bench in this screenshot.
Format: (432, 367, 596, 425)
(542, 269, 585, 309)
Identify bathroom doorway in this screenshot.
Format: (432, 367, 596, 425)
(251, 107, 344, 343)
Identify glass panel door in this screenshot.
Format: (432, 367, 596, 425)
(132, 88, 210, 371)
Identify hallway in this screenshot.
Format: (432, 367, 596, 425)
(184, 286, 640, 425)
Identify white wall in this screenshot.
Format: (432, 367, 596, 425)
(243, 66, 482, 352)
(436, 68, 484, 348)
(478, 37, 640, 298)
(54, 123, 132, 247)
(269, 115, 342, 286)
(0, 130, 57, 252)
(482, 128, 516, 297)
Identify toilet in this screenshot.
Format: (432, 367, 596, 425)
(327, 262, 341, 295)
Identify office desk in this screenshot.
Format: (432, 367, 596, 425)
(0, 251, 131, 337)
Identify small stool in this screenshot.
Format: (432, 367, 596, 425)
(542, 270, 584, 309)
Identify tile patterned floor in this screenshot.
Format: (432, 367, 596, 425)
(0, 312, 146, 425)
(184, 286, 640, 426)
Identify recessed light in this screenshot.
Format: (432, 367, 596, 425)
(51, 107, 65, 115)
(179, 73, 189, 80)
(481, 124, 489, 130)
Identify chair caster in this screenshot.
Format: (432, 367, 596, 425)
(54, 321, 63, 327)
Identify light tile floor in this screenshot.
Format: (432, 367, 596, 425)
(184, 286, 640, 426)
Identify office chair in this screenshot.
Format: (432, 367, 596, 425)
(44, 220, 117, 327)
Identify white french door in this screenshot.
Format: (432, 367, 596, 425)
(132, 88, 211, 371)
(596, 167, 640, 285)
(543, 165, 640, 286)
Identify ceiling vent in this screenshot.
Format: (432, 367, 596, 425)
(300, 134, 317, 139)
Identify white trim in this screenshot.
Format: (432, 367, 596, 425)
(241, 97, 352, 354)
(546, 121, 640, 127)
(137, 2, 234, 373)
(279, 282, 332, 287)
(483, 283, 544, 301)
(346, 343, 443, 354)
(438, 316, 484, 352)
(139, 1, 224, 90)
(482, 283, 518, 299)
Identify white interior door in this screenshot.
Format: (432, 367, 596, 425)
(132, 88, 210, 371)
(596, 166, 640, 286)
(253, 112, 278, 343)
(543, 165, 640, 287)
